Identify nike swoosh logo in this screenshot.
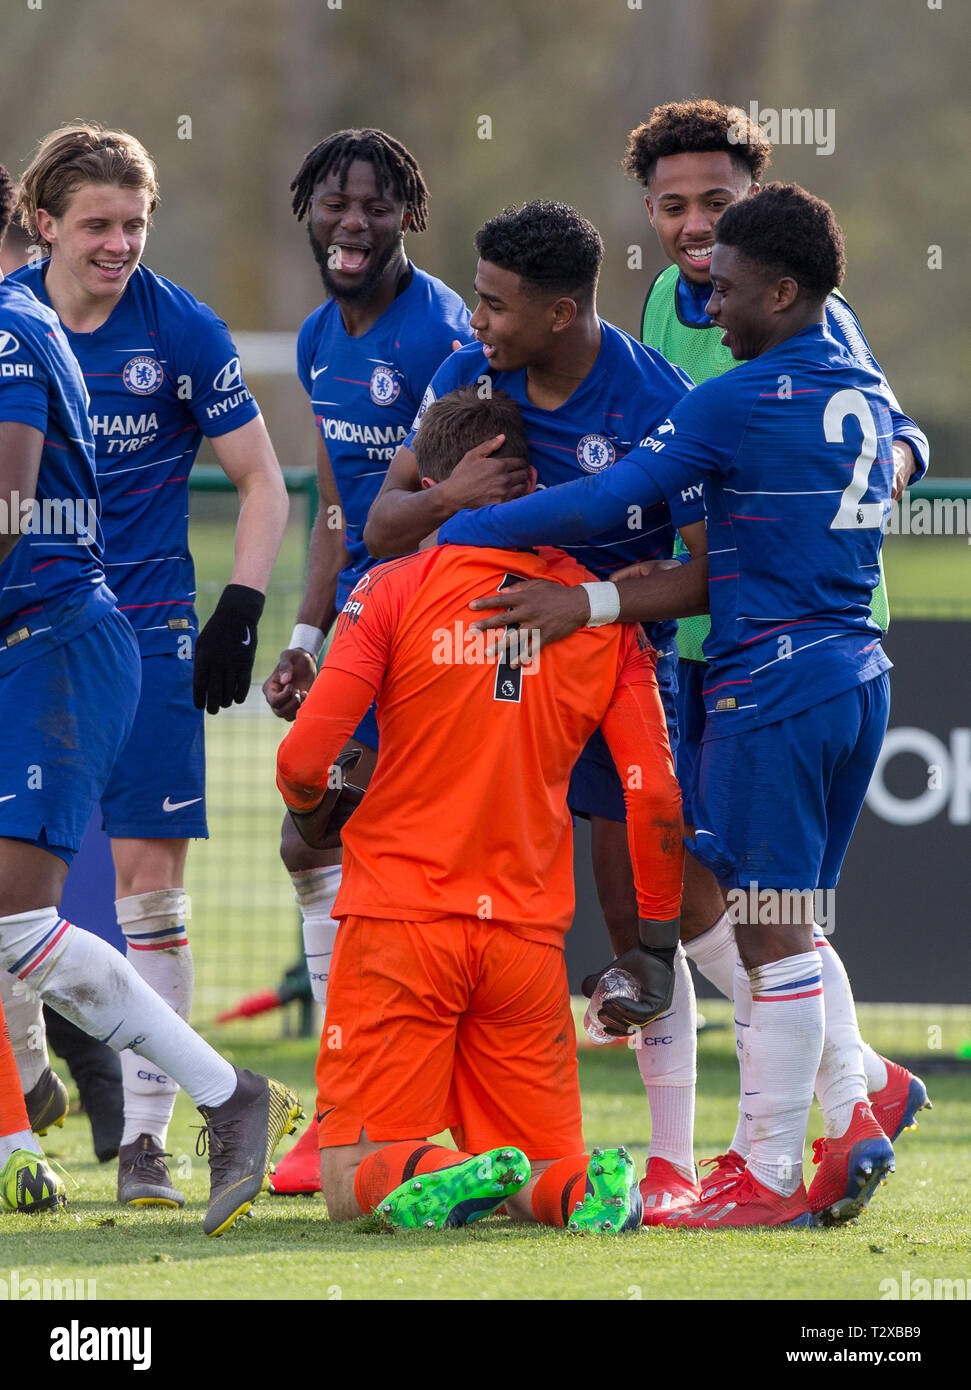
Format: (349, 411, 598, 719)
(162, 797, 203, 813)
(310, 365, 328, 380)
(316, 1107, 335, 1124)
(0, 794, 16, 803)
(241, 627, 251, 646)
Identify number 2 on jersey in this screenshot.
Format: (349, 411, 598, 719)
(826, 388, 887, 530)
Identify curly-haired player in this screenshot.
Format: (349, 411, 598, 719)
(621, 103, 931, 1218)
(439, 183, 921, 1227)
(363, 206, 705, 1145)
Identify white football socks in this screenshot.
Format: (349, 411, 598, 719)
(635, 946, 697, 1181)
(0, 1129, 43, 1165)
(683, 912, 737, 997)
(0, 908, 235, 1109)
(0, 970, 48, 1092)
(813, 930, 869, 1137)
(743, 951, 824, 1196)
(728, 959, 752, 1159)
(292, 866, 342, 1009)
(117, 890, 194, 1146)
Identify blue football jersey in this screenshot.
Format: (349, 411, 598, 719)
(674, 277, 929, 476)
(298, 264, 472, 607)
(440, 323, 894, 733)
(0, 278, 114, 670)
(10, 262, 260, 655)
(408, 321, 696, 655)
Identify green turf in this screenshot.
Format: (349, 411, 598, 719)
(883, 535, 971, 618)
(3, 1005, 967, 1301)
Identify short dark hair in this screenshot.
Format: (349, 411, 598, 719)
(0, 165, 15, 247)
(715, 182, 846, 303)
(624, 99, 771, 188)
(290, 128, 429, 231)
(413, 386, 527, 483)
(475, 200, 602, 300)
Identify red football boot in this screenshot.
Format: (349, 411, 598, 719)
(808, 1100, 894, 1225)
(698, 1149, 747, 1200)
(268, 1116, 321, 1195)
(639, 1157, 700, 1226)
(663, 1168, 814, 1228)
(868, 1058, 931, 1143)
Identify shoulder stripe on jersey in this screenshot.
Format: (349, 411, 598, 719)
(826, 296, 874, 369)
(347, 552, 428, 595)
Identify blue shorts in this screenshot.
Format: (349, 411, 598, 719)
(674, 659, 707, 827)
(0, 609, 141, 865)
(568, 644, 679, 823)
(100, 652, 207, 839)
(689, 673, 890, 890)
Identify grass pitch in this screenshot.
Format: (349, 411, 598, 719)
(2, 1002, 967, 1302)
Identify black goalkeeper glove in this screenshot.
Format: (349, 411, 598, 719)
(584, 917, 680, 1035)
(193, 583, 265, 714)
(287, 748, 366, 850)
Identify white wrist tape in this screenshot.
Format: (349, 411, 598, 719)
(289, 624, 325, 659)
(581, 581, 621, 627)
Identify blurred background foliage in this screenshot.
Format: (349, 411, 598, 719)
(2, 0, 965, 473)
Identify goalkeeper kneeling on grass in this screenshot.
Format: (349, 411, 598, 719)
(275, 386, 683, 1233)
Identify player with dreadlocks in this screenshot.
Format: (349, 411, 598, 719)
(264, 129, 522, 1195)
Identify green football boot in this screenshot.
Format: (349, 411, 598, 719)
(567, 1147, 642, 1233)
(0, 1148, 66, 1214)
(376, 1147, 530, 1229)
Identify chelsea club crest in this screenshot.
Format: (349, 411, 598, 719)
(576, 434, 616, 473)
(369, 364, 401, 405)
(122, 356, 163, 395)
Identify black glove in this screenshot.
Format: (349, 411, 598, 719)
(193, 584, 265, 714)
(587, 917, 681, 1034)
(288, 748, 366, 850)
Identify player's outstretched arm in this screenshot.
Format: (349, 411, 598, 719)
(363, 438, 530, 558)
(437, 434, 692, 554)
(607, 521, 710, 622)
(264, 437, 349, 721)
(466, 552, 710, 662)
(193, 416, 289, 714)
(440, 384, 733, 556)
(0, 421, 43, 565)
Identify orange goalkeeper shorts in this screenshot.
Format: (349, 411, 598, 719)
(315, 913, 583, 1160)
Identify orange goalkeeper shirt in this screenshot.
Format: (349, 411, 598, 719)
(277, 544, 682, 946)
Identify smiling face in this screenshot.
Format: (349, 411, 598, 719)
(307, 158, 410, 303)
(469, 259, 574, 373)
(704, 242, 792, 360)
(646, 150, 755, 285)
(36, 182, 149, 307)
